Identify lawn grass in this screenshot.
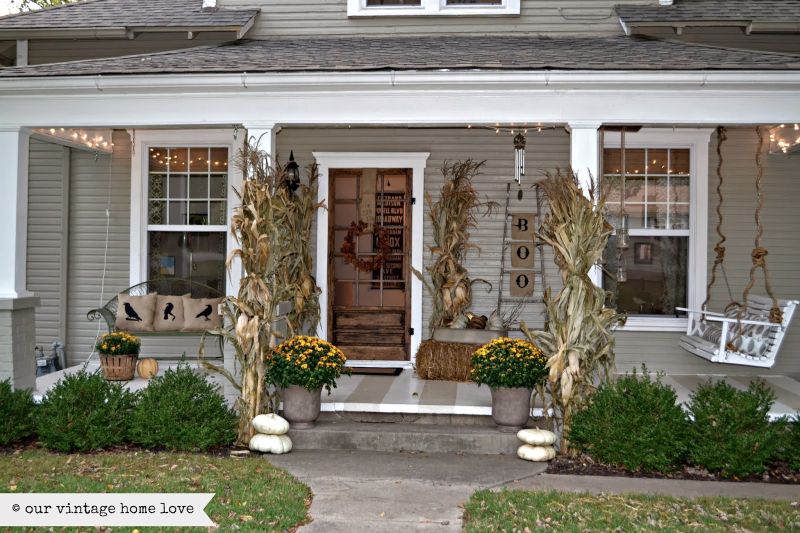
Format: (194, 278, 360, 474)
(0, 448, 310, 532)
(464, 489, 800, 532)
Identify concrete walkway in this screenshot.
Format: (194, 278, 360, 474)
(268, 450, 547, 532)
(269, 450, 800, 532)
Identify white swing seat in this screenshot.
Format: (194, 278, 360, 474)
(676, 295, 798, 369)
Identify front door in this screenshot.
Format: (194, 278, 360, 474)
(329, 168, 411, 363)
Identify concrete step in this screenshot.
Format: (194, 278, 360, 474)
(287, 420, 524, 455)
(316, 411, 499, 426)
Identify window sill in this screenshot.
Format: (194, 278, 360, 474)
(347, 1, 520, 17)
(616, 316, 688, 333)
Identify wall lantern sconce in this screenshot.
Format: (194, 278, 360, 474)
(286, 150, 301, 193)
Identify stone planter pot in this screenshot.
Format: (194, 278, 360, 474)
(280, 385, 322, 429)
(490, 386, 532, 433)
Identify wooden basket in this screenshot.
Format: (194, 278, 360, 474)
(100, 354, 138, 381)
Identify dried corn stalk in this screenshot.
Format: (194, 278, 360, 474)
(414, 159, 497, 330)
(200, 139, 322, 445)
(522, 170, 625, 453)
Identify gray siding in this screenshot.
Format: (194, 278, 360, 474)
(276, 126, 570, 340)
(27, 32, 231, 65)
(223, 0, 643, 37)
(26, 139, 68, 349)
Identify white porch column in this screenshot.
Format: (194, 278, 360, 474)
(568, 121, 603, 286)
(0, 127, 38, 390)
(0, 127, 33, 300)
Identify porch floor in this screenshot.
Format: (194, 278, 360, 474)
(34, 364, 800, 419)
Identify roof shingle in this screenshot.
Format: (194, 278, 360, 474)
(1, 35, 798, 78)
(0, 0, 258, 31)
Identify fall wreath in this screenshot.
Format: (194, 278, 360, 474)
(341, 220, 392, 273)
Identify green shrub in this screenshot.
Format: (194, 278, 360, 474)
(128, 364, 236, 451)
(687, 379, 779, 478)
(568, 370, 689, 472)
(37, 370, 137, 452)
(772, 416, 800, 471)
(0, 379, 36, 446)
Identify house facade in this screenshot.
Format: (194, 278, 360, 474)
(0, 0, 799, 393)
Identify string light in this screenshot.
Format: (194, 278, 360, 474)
(769, 123, 800, 154)
(33, 127, 113, 153)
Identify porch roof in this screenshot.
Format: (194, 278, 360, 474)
(0, 0, 259, 39)
(1, 35, 799, 78)
(616, 1, 800, 33)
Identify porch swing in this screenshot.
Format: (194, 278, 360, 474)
(676, 127, 798, 368)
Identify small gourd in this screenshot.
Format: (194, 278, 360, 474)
(136, 358, 159, 379)
(517, 444, 556, 462)
(249, 434, 293, 454)
(252, 413, 290, 435)
(517, 428, 556, 446)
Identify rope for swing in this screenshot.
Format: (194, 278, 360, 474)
(702, 126, 735, 312)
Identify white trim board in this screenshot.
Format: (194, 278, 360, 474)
(313, 152, 430, 365)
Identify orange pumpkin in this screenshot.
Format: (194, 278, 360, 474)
(136, 358, 159, 379)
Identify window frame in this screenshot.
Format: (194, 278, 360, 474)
(347, 0, 520, 17)
(129, 129, 243, 296)
(601, 128, 712, 332)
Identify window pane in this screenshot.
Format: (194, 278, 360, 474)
(190, 175, 208, 199)
(670, 176, 689, 203)
(190, 147, 208, 172)
(648, 149, 668, 174)
(648, 176, 668, 202)
(188, 201, 209, 225)
(624, 176, 645, 202)
(168, 147, 188, 173)
(210, 201, 226, 226)
(148, 200, 166, 225)
(210, 174, 227, 198)
(671, 149, 690, 175)
(169, 174, 187, 200)
(149, 173, 166, 199)
(169, 201, 187, 225)
(147, 231, 226, 293)
(209, 148, 228, 172)
(149, 147, 167, 172)
(603, 236, 688, 316)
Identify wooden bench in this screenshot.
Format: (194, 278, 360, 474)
(87, 279, 226, 353)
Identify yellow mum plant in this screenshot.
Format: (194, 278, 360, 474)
(470, 337, 548, 389)
(267, 336, 349, 393)
(95, 332, 140, 356)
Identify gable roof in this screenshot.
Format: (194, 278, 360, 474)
(0, 0, 259, 39)
(1, 35, 798, 78)
(616, 1, 800, 35)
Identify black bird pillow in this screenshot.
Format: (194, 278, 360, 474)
(182, 296, 224, 331)
(153, 294, 188, 332)
(115, 293, 158, 332)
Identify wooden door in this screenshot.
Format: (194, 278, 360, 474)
(329, 168, 411, 362)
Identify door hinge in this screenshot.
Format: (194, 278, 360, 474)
(408, 327, 415, 336)
(411, 197, 416, 205)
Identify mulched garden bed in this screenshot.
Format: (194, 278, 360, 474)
(546, 455, 800, 485)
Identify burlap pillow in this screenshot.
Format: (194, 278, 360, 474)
(153, 294, 187, 332)
(182, 296, 224, 331)
(115, 293, 157, 332)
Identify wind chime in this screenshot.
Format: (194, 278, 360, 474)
(616, 128, 631, 283)
(513, 132, 526, 185)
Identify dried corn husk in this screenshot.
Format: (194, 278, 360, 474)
(412, 160, 498, 331)
(521, 170, 626, 453)
(199, 138, 323, 446)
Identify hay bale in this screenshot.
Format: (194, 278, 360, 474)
(415, 339, 480, 382)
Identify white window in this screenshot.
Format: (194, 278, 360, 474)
(601, 129, 711, 332)
(348, 0, 520, 17)
(130, 130, 242, 295)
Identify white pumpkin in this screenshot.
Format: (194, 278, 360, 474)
(517, 445, 556, 462)
(517, 428, 556, 446)
(252, 413, 290, 435)
(249, 434, 293, 454)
